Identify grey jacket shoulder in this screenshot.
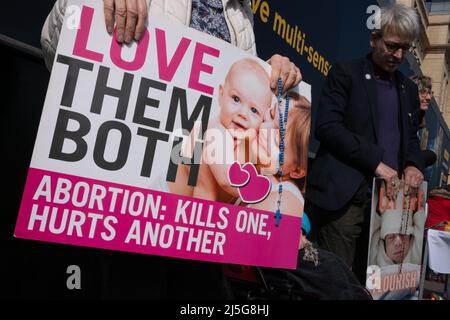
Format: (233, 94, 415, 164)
(41, 0, 68, 70)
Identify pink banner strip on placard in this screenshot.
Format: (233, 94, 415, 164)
(15, 168, 301, 269)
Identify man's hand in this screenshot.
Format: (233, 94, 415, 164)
(267, 54, 302, 94)
(403, 166, 424, 195)
(375, 162, 399, 201)
(104, 0, 148, 43)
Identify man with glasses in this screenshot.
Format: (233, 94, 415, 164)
(305, 4, 424, 283)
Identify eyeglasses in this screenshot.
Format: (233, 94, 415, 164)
(420, 88, 434, 96)
(383, 40, 412, 54)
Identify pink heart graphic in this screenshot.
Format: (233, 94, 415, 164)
(238, 163, 271, 204)
(228, 161, 250, 187)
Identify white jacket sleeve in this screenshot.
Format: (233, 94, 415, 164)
(40, 0, 255, 70)
(41, 0, 68, 71)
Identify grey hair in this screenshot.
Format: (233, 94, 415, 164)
(379, 4, 420, 41)
(411, 75, 433, 91)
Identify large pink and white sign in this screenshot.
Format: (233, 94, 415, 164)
(15, 0, 306, 269)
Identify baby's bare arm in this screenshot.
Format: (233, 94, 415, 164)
(192, 121, 229, 201)
(202, 122, 240, 198)
(208, 163, 240, 198)
(193, 163, 220, 201)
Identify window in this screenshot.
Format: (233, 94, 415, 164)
(428, 0, 450, 14)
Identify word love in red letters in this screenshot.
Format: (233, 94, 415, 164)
(72, 5, 221, 96)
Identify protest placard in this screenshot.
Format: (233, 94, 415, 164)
(366, 178, 427, 299)
(15, 0, 311, 269)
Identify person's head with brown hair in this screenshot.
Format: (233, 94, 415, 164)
(411, 75, 433, 111)
(255, 90, 311, 186)
(283, 92, 311, 182)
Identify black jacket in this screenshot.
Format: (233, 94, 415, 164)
(306, 54, 424, 211)
(259, 248, 372, 300)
